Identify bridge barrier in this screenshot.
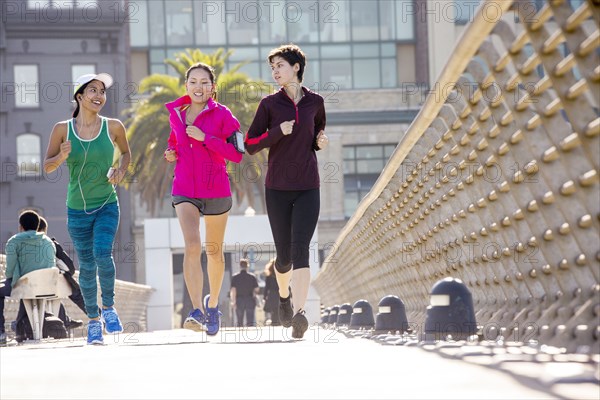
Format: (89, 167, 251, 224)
(314, 0, 599, 354)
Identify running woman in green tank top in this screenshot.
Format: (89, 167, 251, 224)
(43, 73, 131, 345)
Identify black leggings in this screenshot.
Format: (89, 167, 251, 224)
(265, 188, 320, 271)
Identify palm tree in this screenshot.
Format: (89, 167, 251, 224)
(124, 48, 269, 215)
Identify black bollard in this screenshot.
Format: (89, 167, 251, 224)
(321, 307, 330, 325)
(336, 303, 353, 326)
(349, 299, 375, 329)
(424, 277, 477, 340)
(328, 305, 340, 325)
(374, 295, 409, 333)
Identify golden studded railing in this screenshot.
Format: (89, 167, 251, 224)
(313, 0, 599, 353)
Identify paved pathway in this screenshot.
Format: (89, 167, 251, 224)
(1, 327, 598, 399)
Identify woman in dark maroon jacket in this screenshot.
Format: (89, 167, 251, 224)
(245, 44, 328, 339)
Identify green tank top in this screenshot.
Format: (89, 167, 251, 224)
(66, 117, 117, 210)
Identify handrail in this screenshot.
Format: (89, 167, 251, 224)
(319, 0, 514, 270)
(314, 0, 599, 353)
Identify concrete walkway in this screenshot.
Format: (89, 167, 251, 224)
(1, 327, 598, 399)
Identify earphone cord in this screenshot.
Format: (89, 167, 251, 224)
(76, 120, 117, 215)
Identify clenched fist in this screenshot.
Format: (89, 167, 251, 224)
(280, 120, 295, 135)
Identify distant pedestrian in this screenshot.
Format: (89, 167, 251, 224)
(229, 259, 259, 327)
(263, 259, 280, 326)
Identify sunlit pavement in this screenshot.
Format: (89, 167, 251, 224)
(1, 326, 598, 400)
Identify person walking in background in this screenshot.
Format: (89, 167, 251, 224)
(43, 73, 131, 345)
(164, 63, 244, 336)
(229, 259, 259, 327)
(245, 44, 328, 339)
(0, 210, 55, 346)
(262, 258, 280, 326)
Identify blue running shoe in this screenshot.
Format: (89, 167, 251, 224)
(204, 295, 221, 336)
(87, 320, 104, 345)
(101, 307, 124, 334)
(183, 308, 206, 332)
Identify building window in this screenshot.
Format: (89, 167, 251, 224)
(72, 64, 95, 83)
(226, 0, 259, 45)
(351, 1, 380, 41)
(286, 1, 319, 43)
(194, 1, 226, 45)
(131, 0, 150, 47)
(149, 1, 166, 46)
(17, 134, 42, 176)
(13, 65, 39, 108)
(166, 0, 194, 46)
(27, 0, 97, 7)
(343, 144, 396, 218)
(395, 0, 415, 39)
(131, 0, 407, 90)
(27, 0, 51, 7)
(319, 0, 350, 42)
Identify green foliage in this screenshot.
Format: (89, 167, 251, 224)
(124, 48, 269, 215)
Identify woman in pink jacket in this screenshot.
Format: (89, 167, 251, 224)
(164, 62, 243, 336)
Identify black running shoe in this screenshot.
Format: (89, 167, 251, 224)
(278, 294, 293, 328)
(292, 311, 308, 339)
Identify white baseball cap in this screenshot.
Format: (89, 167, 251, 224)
(73, 73, 113, 95)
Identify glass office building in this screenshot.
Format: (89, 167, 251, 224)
(129, 0, 428, 90)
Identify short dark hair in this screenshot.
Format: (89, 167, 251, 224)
(37, 216, 48, 233)
(19, 210, 40, 231)
(240, 259, 249, 269)
(268, 44, 307, 82)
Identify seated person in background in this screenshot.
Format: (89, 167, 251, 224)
(0, 210, 55, 345)
(36, 217, 85, 329)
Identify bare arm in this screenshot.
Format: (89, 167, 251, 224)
(43, 122, 70, 173)
(108, 119, 132, 184)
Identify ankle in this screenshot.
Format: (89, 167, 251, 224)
(279, 294, 291, 303)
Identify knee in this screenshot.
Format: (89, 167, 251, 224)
(76, 248, 95, 263)
(206, 251, 223, 264)
(275, 259, 292, 274)
(78, 270, 97, 288)
(185, 241, 202, 256)
(94, 248, 115, 266)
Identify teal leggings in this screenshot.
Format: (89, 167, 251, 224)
(67, 202, 119, 319)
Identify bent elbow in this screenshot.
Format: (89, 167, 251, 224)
(245, 145, 258, 155)
(43, 161, 54, 174)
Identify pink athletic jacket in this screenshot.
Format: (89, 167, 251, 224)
(165, 96, 242, 198)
